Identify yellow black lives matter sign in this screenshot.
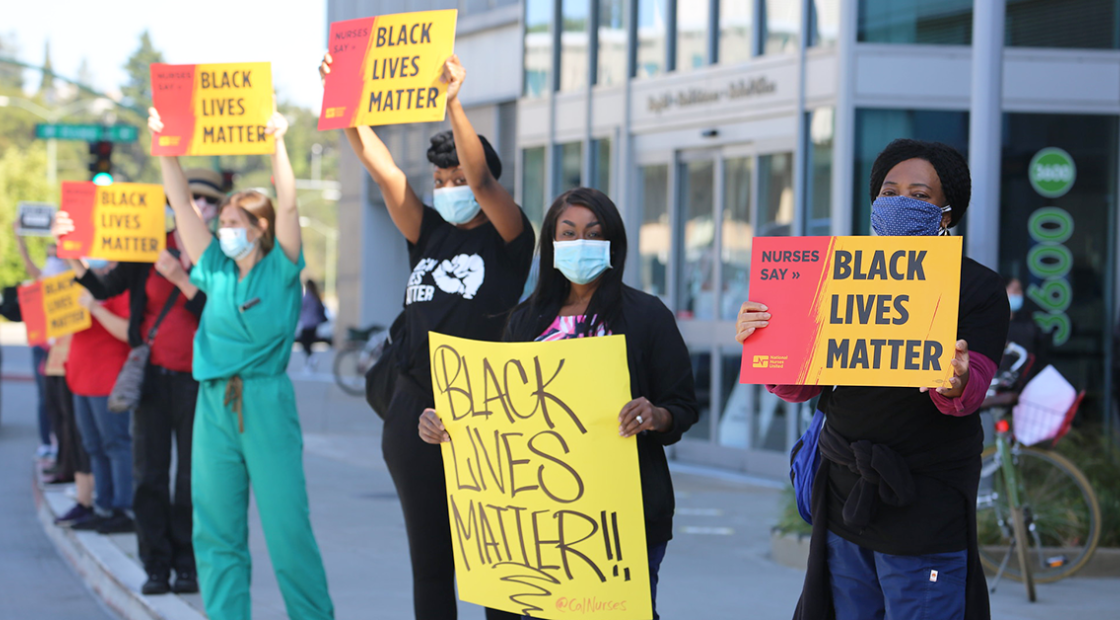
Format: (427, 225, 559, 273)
(58, 182, 166, 263)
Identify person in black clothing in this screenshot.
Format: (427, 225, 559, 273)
(321, 53, 534, 620)
(53, 169, 220, 596)
(1002, 277, 1044, 381)
(419, 188, 699, 619)
(737, 140, 1009, 620)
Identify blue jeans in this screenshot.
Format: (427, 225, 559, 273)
(73, 395, 133, 513)
(32, 346, 51, 446)
(826, 531, 967, 620)
(521, 542, 668, 620)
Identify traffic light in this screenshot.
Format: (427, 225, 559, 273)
(89, 140, 113, 185)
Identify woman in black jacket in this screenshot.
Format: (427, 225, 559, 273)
(420, 187, 698, 619)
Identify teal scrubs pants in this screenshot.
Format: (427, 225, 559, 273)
(192, 373, 333, 620)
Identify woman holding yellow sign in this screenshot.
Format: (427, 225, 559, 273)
(321, 52, 533, 620)
(736, 139, 1009, 620)
(148, 106, 335, 620)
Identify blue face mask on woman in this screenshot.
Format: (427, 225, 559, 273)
(433, 185, 482, 225)
(870, 195, 952, 237)
(218, 227, 257, 260)
(554, 240, 611, 285)
(84, 258, 110, 270)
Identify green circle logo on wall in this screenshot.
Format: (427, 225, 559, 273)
(1029, 147, 1076, 198)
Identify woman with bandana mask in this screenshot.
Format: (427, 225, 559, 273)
(319, 54, 533, 620)
(419, 188, 699, 619)
(52, 171, 218, 596)
(736, 139, 1009, 620)
(149, 107, 335, 620)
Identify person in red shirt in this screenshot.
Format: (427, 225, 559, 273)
(53, 169, 217, 595)
(59, 259, 134, 534)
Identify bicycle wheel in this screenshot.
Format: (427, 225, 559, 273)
(977, 445, 1102, 583)
(332, 344, 366, 397)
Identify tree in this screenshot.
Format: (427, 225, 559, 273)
(114, 31, 164, 183)
(0, 32, 23, 91)
(38, 41, 54, 102)
(0, 143, 52, 287)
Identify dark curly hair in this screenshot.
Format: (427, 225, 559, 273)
(869, 139, 971, 227)
(426, 130, 502, 180)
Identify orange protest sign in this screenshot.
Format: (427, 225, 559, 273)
(151, 62, 274, 156)
(57, 182, 166, 262)
(740, 236, 963, 388)
(319, 10, 457, 130)
(18, 272, 91, 347)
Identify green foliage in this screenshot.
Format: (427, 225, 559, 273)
(0, 143, 52, 287)
(113, 31, 164, 184)
(1054, 426, 1120, 547)
(776, 486, 812, 536)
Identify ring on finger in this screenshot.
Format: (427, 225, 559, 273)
(636, 415, 643, 425)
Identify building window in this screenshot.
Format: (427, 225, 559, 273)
(591, 137, 612, 196)
(521, 146, 548, 229)
(678, 159, 716, 319)
(809, 0, 841, 47)
(597, 0, 627, 85)
(524, 0, 553, 97)
(638, 164, 670, 300)
(557, 141, 583, 193)
(852, 108, 969, 235)
(719, 0, 754, 65)
(1006, 0, 1119, 49)
(560, 0, 591, 91)
(807, 108, 834, 236)
(762, 0, 801, 54)
(758, 152, 794, 237)
(676, 0, 711, 71)
(858, 0, 973, 45)
(721, 156, 753, 321)
(636, 0, 670, 78)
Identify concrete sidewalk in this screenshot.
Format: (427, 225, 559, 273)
(6, 340, 1117, 620)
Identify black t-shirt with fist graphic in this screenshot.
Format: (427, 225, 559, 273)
(399, 206, 535, 395)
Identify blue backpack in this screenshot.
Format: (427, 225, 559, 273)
(789, 389, 831, 524)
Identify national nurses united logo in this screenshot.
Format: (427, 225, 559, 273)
(406, 254, 485, 304)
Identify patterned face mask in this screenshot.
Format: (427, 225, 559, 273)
(870, 195, 952, 236)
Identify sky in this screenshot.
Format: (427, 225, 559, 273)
(3, 0, 328, 109)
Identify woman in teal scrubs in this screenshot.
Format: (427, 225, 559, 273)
(149, 107, 334, 620)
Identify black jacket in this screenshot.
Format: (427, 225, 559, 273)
(78, 263, 206, 349)
(504, 285, 699, 545)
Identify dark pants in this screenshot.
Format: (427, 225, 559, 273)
(826, 531, 967, 620)
(33, 346, 51, 446)
(297, 326, 319, 357)
(74, 395, 133, 513)
(45, 376, 87, 479)
(133, 366, 198, 575)
(382, 378, 517, 620)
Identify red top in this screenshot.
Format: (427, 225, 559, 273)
(141, 234, 199, 373)
(66, 293, 131, 397)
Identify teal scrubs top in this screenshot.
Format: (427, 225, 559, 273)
(190, 240, 305, 381)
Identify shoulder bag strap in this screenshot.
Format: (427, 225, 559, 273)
(146, 288, 182, 345)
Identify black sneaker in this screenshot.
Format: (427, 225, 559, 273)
(172, 570, 199, 594)
(142, 573, 171, 596)
(95, 510, 135, 534)
(71, 512, 108, 531)
(54, 503, 93, 526)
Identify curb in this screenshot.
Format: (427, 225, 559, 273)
(32, 467, 205, 620)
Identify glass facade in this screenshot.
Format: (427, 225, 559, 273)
(560, 0, 591, 91)
(758, 152, 794, 237)
(638, 164, 671, 301)
(591, 137, 612, 196)
(597, 0, 628, 85)
(1005, 0, 1120, 49)
(636, 0, 670, 78)
(809, 0, 841, 47)
(524, 0, 553, 97)
(998, 113, 1119, 421)
(763, 0, 801, 54)
(676, 0, 711, 71)
(858, 0, 974, 45)
(677, 158, 717, 319)
(521, 146, 548, 228)
(807, 108, 834, 236)
(721, 156, 753, 321)
(557, 141, 584, 192)
(719, 0, 754, 64)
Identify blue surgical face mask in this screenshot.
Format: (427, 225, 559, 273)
(218, 227, 257, 261)
(1008, 294, 1024, 313)
(84, 258, 109, 270)
(871, 195, 952, 237)
(432, 185, 482, 225)
(554, 239, 612, 285)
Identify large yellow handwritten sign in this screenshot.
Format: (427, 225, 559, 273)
(429, 333, 652, 619)
(740, 236, 963, 387)
(318, 10, 457, 129)
(151, 62, 274, 156)
(58, 182, 166, 262)
(18, 272, 90, 346)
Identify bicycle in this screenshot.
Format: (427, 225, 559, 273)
(975, 342, 1101, 602)
(332, 324, 387, 397)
